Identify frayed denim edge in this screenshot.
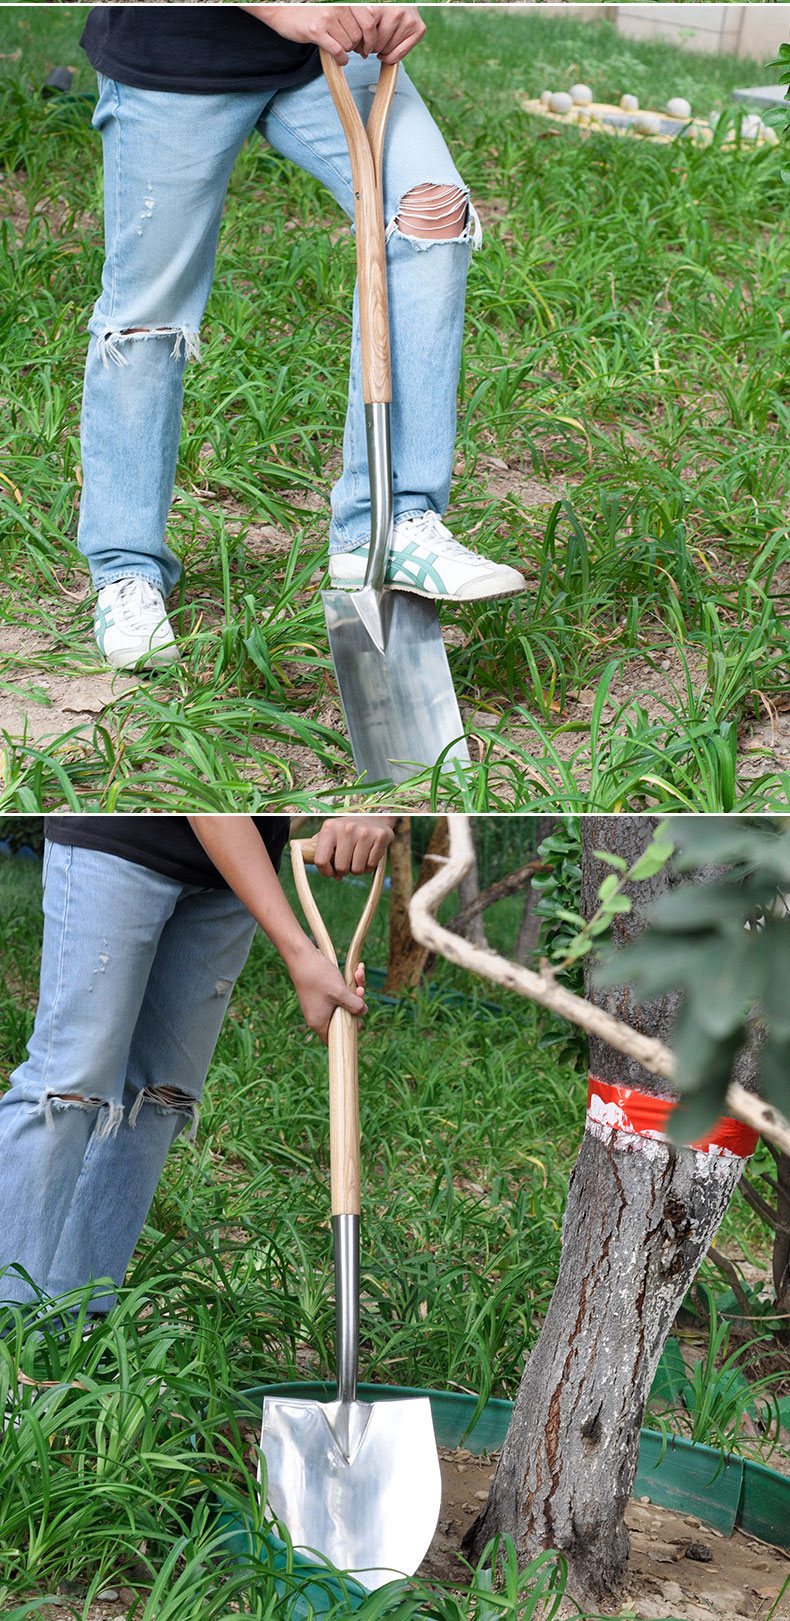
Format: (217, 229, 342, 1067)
(95, 327, 201, 369)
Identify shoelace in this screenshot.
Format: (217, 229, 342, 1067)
(398, 513, 484, 563)
(114, 578, 164, 620)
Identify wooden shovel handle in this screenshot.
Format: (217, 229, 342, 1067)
(320, 51, 398, 405)
(291, 838, 387, 1217)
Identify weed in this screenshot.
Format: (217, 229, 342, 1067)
(1, 12, 789, 807)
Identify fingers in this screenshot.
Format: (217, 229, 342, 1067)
(341, 979, 368, 1018)
(318, 6, 425, 65)
(369, 6, 426, 62)
(314, 817, 395, 878)
(320, 4, 380, 62)
(347, 5, 380, 58)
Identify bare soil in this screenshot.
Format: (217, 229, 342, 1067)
(0, 618, 138, 746)
(20, 1443, 790, 1621)
(0, 462, 712, 809)
(427, 1448, 790, 1620)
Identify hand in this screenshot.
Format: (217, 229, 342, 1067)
(288, 941, 367, 1042)
(245, 6, 425, 66)
(249, 6, 381, 65)
(366, 7, 426, 63)
(314, 816, 395, 879)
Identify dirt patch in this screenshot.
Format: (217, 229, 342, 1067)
(0, 179, 98, 240)
(421, 1448, 790, 1618)
(738, 697, 790, 782)
(20, 1441, 790, 1621)
(0, 616, 137, 745)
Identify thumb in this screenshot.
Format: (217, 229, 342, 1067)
(340, 982, 368, 1017)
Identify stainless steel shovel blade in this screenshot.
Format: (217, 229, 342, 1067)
(260, 1392, 441, 1589)
(323, 587, 471, 784)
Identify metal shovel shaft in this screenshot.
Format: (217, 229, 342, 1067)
(346, 404, 393, 655)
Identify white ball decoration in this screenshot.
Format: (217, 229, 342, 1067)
(634, 111, 661, 135)
(569, 84, 593, 105)
(550, 92, 574, 115)
(620, 94, 639, 112)
(540, 90, 553, 106)
(666, 97, 691, 120)
(741, 113, 764, 139)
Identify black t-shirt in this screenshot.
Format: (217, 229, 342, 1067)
(45, 816, 290, 888)
(79, 7, 323, 96)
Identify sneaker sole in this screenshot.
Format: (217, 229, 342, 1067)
(328, 575, 527, 602)
(99, 644, 181, 671)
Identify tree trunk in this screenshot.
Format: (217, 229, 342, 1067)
(772, 1150, 790, 1337)
(453, 840, 488, 947)
(513, 887, 540, 964)
(465, 817, 750, 1607)
(384, 819, 448, 993)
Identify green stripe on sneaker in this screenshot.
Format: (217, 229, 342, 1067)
(386, 541, 448, 593)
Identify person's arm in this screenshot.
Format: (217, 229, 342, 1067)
(239, 5, 426, 65)
(188, 816, 366, 1043)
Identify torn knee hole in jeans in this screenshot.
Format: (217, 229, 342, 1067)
(41, 1091, 123, 1143)
(95, 327, 201, 368)
(129, 1085, 199, 1141)
(389, 184, 482, 249)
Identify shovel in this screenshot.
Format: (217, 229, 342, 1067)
(259, 838, 441, 1588)
(320, 50, 470, 785)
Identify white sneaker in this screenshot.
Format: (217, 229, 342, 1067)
(327, 511, 526, 602)
(94, 578, 180, 670)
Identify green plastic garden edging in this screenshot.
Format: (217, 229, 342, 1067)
(211, 1384, 790, 1607)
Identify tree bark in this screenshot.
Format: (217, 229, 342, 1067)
(450, 860, 548, 943)
(384, 818, 448, 993)
(452, 838, 488, 947)
(772, 1150, 790, 1336)
(464, 817, 750, 1608)
(513, 886, 541, 965)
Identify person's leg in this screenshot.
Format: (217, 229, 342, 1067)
(261, 60, 523, 600)
(78, 77, 272, 664)
(44, 885, 257, 1314)
(0, 844, 192, 1305)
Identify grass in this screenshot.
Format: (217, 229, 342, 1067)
(0, 9, 789, 810)
(1, 835, 788, 1619)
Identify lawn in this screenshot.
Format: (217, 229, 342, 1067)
(1, 7, 789, 811)
(2, 829, 789, 1620)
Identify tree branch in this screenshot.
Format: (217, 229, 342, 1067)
(448, 859, 549, 938)
(408, 817, 790, 1159)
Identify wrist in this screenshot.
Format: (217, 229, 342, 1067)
(281, 932, 319, 978)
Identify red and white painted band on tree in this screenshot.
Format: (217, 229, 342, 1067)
(586, 1075, 759, 1158)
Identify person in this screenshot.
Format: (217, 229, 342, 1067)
(0, 813, 394, 1316)
(77, 3, 525, 670)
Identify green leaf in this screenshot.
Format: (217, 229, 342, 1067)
(667, 1085, 732, 1147)
(649, 1336, 691, 1408)
(628, 837, 675, 883)
(593, 851, 629, 874)
(755, 923, 790, 1041)
(648, 883, 755, 935)
(756, 1034, 790, 1118)
(667, 1009, 744, 1141)
(683, 932, 756, 1039)
(593, 933, 710, 996)
(598, 873, 622, 903)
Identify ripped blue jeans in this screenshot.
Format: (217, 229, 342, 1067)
(0, 843, 256, 1312)
(78, 58, 481, 594)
